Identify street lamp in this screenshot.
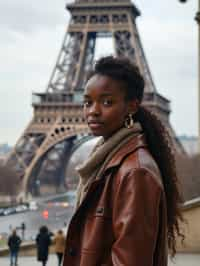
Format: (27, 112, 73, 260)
(178, 0, 200, 153)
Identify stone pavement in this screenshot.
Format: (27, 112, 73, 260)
(0, 254, 200, 266)
(0, 255, 57, 266)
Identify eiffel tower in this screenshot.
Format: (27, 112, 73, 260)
(6, 0, 184, 200)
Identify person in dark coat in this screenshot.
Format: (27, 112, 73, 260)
(8, 229, 21, 266)
(36, 226, 51, 266)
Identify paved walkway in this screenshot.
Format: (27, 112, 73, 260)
(0, 255, 57, 266)
(0, 254, 200, 266)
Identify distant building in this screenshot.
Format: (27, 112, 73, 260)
(0, 143, 11, 155)
(0, 144, 11, 164)
(178, 135, 198, 155)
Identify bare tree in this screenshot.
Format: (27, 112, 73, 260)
(0, 163, 20, 196)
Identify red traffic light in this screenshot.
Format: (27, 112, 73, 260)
(42, 210, 49, 219)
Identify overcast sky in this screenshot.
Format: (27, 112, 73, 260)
(0, 0, 197, 145)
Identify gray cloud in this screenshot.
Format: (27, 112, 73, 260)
(0, 0, 69, 33)
(137, 5, 197, 136)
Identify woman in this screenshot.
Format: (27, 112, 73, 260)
(54, 229, 65, 266)
(63, 56, 183, 266)
(36, 226, 51, 266)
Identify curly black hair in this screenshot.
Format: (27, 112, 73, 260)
(89, 56, 184, 257)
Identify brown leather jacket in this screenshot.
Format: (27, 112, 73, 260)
(63, 134, 168, 266)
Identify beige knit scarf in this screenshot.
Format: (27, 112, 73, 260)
(75, 123, 142, 208)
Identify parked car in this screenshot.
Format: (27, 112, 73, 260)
(3, 207, 16, 216)
(29, 201, 38, 211)
(15, 204, 28, 213)
(0, 208, 5, 216)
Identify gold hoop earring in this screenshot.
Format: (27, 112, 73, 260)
(124, 113, 134, 129)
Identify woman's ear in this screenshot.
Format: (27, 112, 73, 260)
(127, 99, 139, 114)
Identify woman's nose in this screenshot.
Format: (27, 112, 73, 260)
(88, 102, 101, 116)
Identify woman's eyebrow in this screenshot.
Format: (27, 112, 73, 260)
(100, 93, 113, 97)
(83, 92, 113, 98)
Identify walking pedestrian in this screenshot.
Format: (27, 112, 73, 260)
(54, 230, 65, 266)
(36, 226, 51, 266)
(21, 222, 26, 241)
(8, 229, 21, 266)
(63, 56, 184, 266)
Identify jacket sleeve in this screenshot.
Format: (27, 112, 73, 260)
(8, 237, 11, 247)
(111, 168, 162, 266)
(17, 236, 21, 246)
(36, 234, 39, 245)
(48, 235, 52, 246)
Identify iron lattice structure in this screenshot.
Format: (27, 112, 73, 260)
(6, 0, 183, 199)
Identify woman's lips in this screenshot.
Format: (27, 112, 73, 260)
(88, 121, 104, 129)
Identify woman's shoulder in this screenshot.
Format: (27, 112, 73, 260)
(116, 146, 163, 189)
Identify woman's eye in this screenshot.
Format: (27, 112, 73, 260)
(83, 100, 92, 107)
(103, 99, 112, 106)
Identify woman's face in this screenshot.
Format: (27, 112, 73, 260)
(83, 74, 133, 140)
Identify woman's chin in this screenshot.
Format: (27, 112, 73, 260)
(90, 129, 103, 137)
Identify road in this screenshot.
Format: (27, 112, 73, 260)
(0, 196, 74, 240)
